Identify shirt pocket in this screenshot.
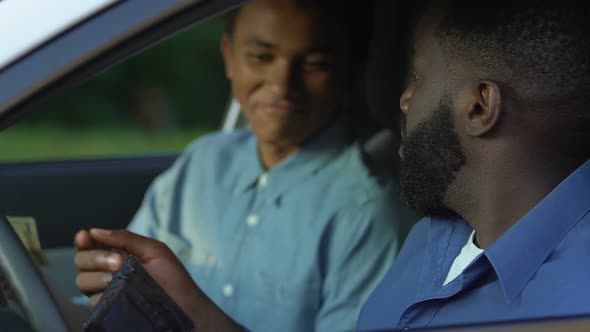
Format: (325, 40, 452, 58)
(157, 230, 218, 282)
(157, 230, 192, 260)
(254, 269, 321, 312)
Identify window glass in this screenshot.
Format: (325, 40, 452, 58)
(0, 17, 229, 162)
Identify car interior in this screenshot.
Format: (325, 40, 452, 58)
(0, 0, 418, 294)
(0, 0, 586, 331)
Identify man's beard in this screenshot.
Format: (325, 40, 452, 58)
(399, 99, 466, 217)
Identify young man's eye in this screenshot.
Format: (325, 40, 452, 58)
(246, 53, 273, 63)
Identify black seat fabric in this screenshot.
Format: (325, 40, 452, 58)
(361, 1, 424, 241)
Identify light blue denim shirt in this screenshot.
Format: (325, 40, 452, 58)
(128, 119, 400, 332)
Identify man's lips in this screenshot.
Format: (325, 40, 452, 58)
(258, 103, 298, 115)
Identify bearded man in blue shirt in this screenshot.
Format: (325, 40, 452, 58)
(359, 0, 590, 330)
(73, 0, 400, 331)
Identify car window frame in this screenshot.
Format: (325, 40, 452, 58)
(0, 0, 245, 131)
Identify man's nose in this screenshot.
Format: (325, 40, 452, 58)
(399, 83, 414, 115)
(268, 60, 298, 98)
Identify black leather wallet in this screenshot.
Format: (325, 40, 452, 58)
(83, 255, 196, 332)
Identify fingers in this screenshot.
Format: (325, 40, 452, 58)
(76, 272, 113, 295)
(74, 230, 94, 251)
(74, 250, 123, 272)
(89, 229, 169, 261)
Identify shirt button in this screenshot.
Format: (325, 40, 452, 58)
(258, 173, 269, 188)
(246, 214, 260, 227)
(222, 284, 234, 298)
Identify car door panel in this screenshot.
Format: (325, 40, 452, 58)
(0, 154, 176, 248)
(0, 154, 177, 299)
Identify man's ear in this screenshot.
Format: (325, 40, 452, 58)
(463, 81, 502, 137)
(220, 34, 234, 79)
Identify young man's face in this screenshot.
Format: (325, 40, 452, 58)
(221, 0, 354, 149)
(398, 14, 466, 217)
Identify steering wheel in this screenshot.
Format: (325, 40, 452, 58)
(0, 216, 70, 332)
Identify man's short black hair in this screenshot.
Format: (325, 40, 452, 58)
(434, 1, 590, 154)
(223, 0, 376, 66)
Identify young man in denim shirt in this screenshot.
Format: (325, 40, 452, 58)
(74, 1, 401, 331)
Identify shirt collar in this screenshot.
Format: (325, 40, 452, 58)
(235, 115, 353, 195)
(485, 159, 590, 303)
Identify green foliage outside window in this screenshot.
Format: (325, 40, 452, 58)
(0, 18, 230, 161)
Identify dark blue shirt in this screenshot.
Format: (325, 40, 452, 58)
(359, 160, 590, 330)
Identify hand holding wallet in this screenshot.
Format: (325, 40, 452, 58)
(84, 255, 196, 332)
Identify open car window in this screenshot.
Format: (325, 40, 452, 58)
(0, 17, 229, 162)
(0, 0, 246, 162)
(0, 0, 244, 128)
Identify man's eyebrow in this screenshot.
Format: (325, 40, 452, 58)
(244, 39, 275, 48)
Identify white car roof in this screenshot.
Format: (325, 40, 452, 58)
(0, 0, 119, 71)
